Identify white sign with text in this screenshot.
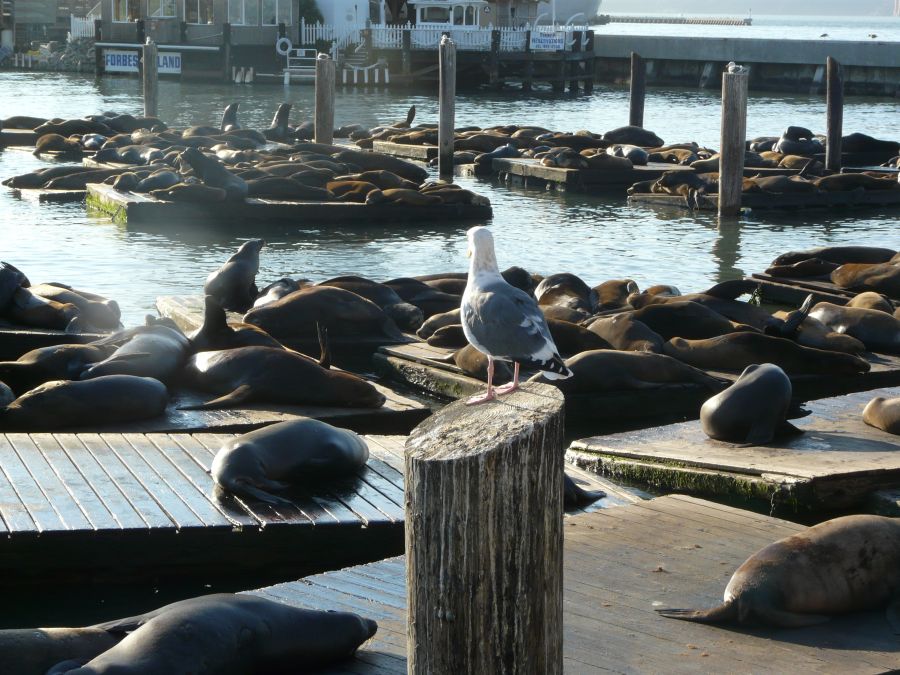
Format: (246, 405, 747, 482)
(104, 49, 182, 74)
(529, 30, 565, 51)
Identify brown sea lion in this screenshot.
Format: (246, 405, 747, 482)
(535, 273, 595, 313)
(189, 295, 287, 352)
(33, 133, 82, 156)
(532, 349, 726, 394)
(29, 283, 120, 330)
(662, 332, 870, 375)
(586, 314, 664, 353)
(593, 279, 639, 310)
(416, 308, 461, 339)
(452, 343, 513, 383)
(181, 346, 385, 410)
(546, 318, 612, 355)
(657, 515, 900, 629)
(862, 397, 900, 435)
(809, 302, 900, 353)
(337, 170, 418, 190)
(367, 188, 441, 206)
(151, 183, 227, 203)
(203, 239, 265, 313)
(318, 276, 423, 332)
(831, 262, 900, 298)
(383, 278, 461, 318)
(326, 180, 380, 202)
(815, 173, 900, 191)
(846, 291, 894, 313)
(771, 310, 866, 354)
(632, 301, 757, 340)
(4, 287, 79, 330)
(772, 246, 896, 267)
(427, 323, 467, 348)
(765, 257, 839, 278)
(0, 343, 115, 395)
(541, 305, 591, 324)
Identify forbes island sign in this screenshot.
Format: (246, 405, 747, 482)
(529, 30, 565, 51)
(105, 50, 182, 74)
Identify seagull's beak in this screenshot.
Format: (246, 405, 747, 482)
(466, 247, 472, 258)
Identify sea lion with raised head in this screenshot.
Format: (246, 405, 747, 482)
(263, 103, 294, 141)
(46, 593, 377, 675)
(181, 346, 385, 410)
(657, 514, 900, 629)
(0, 375, 168, 431)
(211, 418, 370, 504)
(220, 102, 240, 131)
(190, 295, 286, 352)
(700, 363, 801, 445)
(204, 239, 265, 313)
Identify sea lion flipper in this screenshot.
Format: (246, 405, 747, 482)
(563, 473, 605, 509)
(231, 481, 295, 506)
(47, 659, 87, 674)
(178, 384, 254, 411)
(775, 420, 804, 438)
(316, 322, 331, 370)
(886, 598, 900, 635)
(744, 418, 780, 445)
(655, 602, 738, 623)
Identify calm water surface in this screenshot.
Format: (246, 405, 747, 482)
(1, 72, 897, 325)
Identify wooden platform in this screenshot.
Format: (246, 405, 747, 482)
(628, 189, 900, 211)
(0, 128, 38, 147)
(375, 342, 900, 428)
(247, 495, 899, 674)
(492, 157, 694, 192)
(86, 184, 492, 227)
(750, 272, 860, 307)
(568, 386, 900, 514)
(371, 141, 436, 161)
(0, 322, 104, 361)
(9, 187, 87, 203)
(0, 431, 625, 587)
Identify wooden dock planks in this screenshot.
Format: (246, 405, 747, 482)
(0, 321, 104, 361)
(492, 157, 694, 191)
(85, 183, 492, 226)
(371, 141, 436, 161)
(0, 431, 626, 586)
(247, 495, 899, 674)
(568, 386, 900, 512)
(750, 271, 858, 307)
(628, 189, 900, 211)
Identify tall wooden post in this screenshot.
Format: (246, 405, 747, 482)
(523, 31, 533, 92)
(718, 63, 748, 218)
(583, 30, 595, 93)
(315, 53, 335, 145)
(93, 19, 103, 75)
(825, 56, 843, 172)
(142, 39, 158, 118)
(401, 29, 412, 76)
(222, 22, 232, 83)
(405, 383, 565, 675)
(489, 29, 501, 88)
(568, 30, 582, 93)
(629, 52, 646, 127)
(438, 36, 456, 179)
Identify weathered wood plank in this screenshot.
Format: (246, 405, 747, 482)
(569, 386, 900, 513)
(0, 434, 67, 533)
(371, 141, 436, 160)
(492, 157, 694, 191)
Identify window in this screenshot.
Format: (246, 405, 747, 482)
(453, 6, 463, 25)
(229, 0, 259, 25)
(113, 0, 140, 22)
(148, 0, 176, 17)
(262, 0, 291, 26)
(184, 0, 213, 23)
(422, 7, 450, 23)
(465, 6, 476, 25)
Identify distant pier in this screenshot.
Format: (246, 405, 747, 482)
(601, 14, 752, 26)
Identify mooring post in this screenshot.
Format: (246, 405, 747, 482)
(314, 53, 335, 145)
(438, 36, 456, 179)
(93, 19, 103, 75)
(568, 30, 582, 93)
(142, 39, 158, 118)
(523, 31, 533, 92)
(405, 383, 565, 674)
(401, 29, 412, 76)
(583, 30, 595, 93)
(718, 63, 748, 218)
(222, 22, 232, 83)
(825, 56, 843, 172)
(629, 51, 646, 127)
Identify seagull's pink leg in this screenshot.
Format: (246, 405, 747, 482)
(466, 356, 496, 405)
(495, 362, 520, 396)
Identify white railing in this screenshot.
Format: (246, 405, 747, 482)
(300, 20, 362, 50)
(70, 14, 95, 39)
(371, 25, 403, 49)
(499, 26, 527, 51)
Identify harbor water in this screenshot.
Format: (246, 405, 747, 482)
(0, 71, 897, 326)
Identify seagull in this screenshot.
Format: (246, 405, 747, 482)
(460, 226, 572, 405)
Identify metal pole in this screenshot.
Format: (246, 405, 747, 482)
(438, 36, 456, 179)
(718, 63, 748, 218)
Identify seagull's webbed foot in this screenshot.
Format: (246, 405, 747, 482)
(466, 390, 497, 405)
(494, 362, 520, 396)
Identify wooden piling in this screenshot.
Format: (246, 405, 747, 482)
(629, 52, 646, 127)
(584, 30, 595, 93)
(523, 31, 533, 92)
(825, 56, 844, 172)
(142, 39, 158, 119)
(401, 30, 412, 76)
(222, 22, 232, 83)
(718, 64, 749, 218)
(314, 53, 335, 146)
(438, 36, 456, 179)
(405, 383, 565, 674)
(93, 19, 103, 75)
(489, 29, 501, 88)
(569, 31, 582, 93)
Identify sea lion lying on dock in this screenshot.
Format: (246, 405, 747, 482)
(0, 343, 116, 395)
(657, 514, 900, 629)
(831, 262, 900, 298)
(863, 396, 900, 435)
(586, 314, 664, 353)
(318, 276, 424, 331)
(771, 245, 897, 267)
(211, 418, 370, 504)
(809, 302, 900, 353)
(846, 291, 894, 313)
(80, 321, 192, 384)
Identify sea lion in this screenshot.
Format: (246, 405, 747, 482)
(80, 322, 192, 384)
(700, 363, 801, 444)
(220, 102, 240, 131)
(204, 239, 265, 313)
(862, 396, 900, 435)
(326, 179, 381, 202)
(841, 132, 900, 155)
(0, 261, 28, 308)
(602, 125, 664, 147)
(631, 301, 757, 340)
(771, 246, 896, 267)
(244, 285, 407, 343)
(211, 418, 370, 504)
(2, 164, 97, 189)
(416, 308, 461, 339)
(390, 104, 416, 129)
(179, 147, 248, 200)
(846, 291, 894, 313)
(831, 262, 900, 298)
(809, 302, 900, 353)
(814, 173, 900, 191)
(607, 144, 648, 165)
(765, 257, 839, 279)
(535, 273, 595, 313)
(253, 278, 305, 308)
(181, 346, 385, 410)
(656, 515, 900, 629)
(0, 627, 122, 675)
(110, 171, 141, 192)
(1, 115, 48, 129)
(150, 183, 227, 203)
(593, 279, 639, 310)
(586, 314, 664, 353)
(771, 309, 865, 354)
(4, 287, 79, 330)
(331, 149, 427, 182)
(135, 170, 182, 193)
(46, 593, 377, 675)
(383, 278, 461, 318)
(247, 176, 334, 201)
(318, 276, 423, 332)
(546, 318, 612, 355)
(0, 375, 168, 431)
(29, 283, 120, 330)
(533, 349, 726, 394)
(34, 118, 114, 138)
(44, 169, 130, 190)
(189, 295, 286, 352)
(366, 188, 441, 206)
(33, 133, 82, 156)
(452, 344, 513, 383)
(663, 332, 871, 375)
(0, 343, 115, 395)
(427, 324, 467, 348)
(263, 103, 294, 141)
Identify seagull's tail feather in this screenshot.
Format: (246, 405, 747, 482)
(521, 355, 573, 380)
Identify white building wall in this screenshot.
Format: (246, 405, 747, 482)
(315, 0, 370, 25)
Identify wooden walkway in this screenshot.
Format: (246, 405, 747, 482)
(628, 189, 900, 212)
(568, 386, 900, 513)
(375, 341, 900, 428)
(371, 141, 436, 161)
(248, 495, 899, 674)
(0, 432, 625, 586)
(86, 184, 492, 227)
(493, 157, 694, 192)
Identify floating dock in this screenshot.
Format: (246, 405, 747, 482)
(10, 187, 87, 203)
(85, 184, 492, 227)
(628, 189, 900, 211)
(0, 321, 104, 361)
(0, 129, 38, 148)
(492, 157, 694, 191)
(749, 272, 861, 307)
(568, 386, 900, 514)
(246, 495, 899, 673)
(371, 140, 436, 161)
(0, 431, 623, 587)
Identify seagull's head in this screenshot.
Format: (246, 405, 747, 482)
(466, 226, 500, 274)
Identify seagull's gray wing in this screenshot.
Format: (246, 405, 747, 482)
(463, 279, 559, 362)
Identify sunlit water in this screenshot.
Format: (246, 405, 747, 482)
(1, 71, 897, 326)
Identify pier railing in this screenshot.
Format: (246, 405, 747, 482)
(70, 14, 96, 39)
(366, 23, 589, 52)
